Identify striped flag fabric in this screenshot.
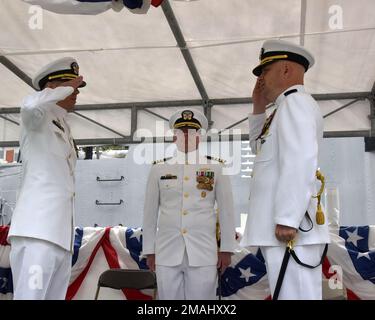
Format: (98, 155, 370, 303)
(0, 225, 374, 300)
(21, 0, 164, 15)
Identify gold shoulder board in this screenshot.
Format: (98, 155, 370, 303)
(152, 157, 172, 165)
(205, 155, 226, 164)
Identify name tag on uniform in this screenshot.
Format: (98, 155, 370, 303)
(160, 174, 177, 180)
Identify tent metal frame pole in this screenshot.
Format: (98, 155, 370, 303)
(1, 94, 371, 145)
(219, 104, 275, 133)
(0, 56, 133, 140)
(76, 99, 204, 110)
(323, 98, 363, 118)
(370, 82, 375, 136)
(0, 115, 19, 126)
(219, 117, 248, 133)
(299, 0, 307, 46)
(161, 0, 211, 123)
(142, 108, 169, 122)
(0, 130, 370, 148)
(313, 92, 370, 101)
(162, 0, 209, 100)
(323, 130, 370, 138)
(0, 56, 33, 88)
(0, 92, 371, 114)
(220, 97, 366, 133)
(130, 106, 138, 138)
(72, 111, 127, 138)
(211, 92, 370, 105)
(0, 9, 372, 143)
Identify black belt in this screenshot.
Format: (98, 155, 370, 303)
(299, 211, 313, 233)
(217, 268, 222, 300)
(272, 242, 328, 300)
(273, 211, 327, 300)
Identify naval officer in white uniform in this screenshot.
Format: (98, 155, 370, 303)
(8, 57, 85, 300)
(142, 110, 236, 300)
(241, 40, 330, 299)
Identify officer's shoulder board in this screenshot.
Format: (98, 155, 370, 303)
(205, 155, 226, 164)
(152, 157, 172, 165)
(284, 88, 298, 97)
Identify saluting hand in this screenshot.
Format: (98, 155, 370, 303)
(252, 78, 270, 114)
(60, 76, 84, 90)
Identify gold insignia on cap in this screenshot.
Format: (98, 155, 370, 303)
(182, 110, 193, 121)
(260, 54, 288, 65)
(174, 122, 201, 129)
(71, 62, 79, 75)
(259, 47, 265, 60)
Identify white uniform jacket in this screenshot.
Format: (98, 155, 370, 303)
(142, 151, 236, 267)
(8, 87, 77, 252)
(241, 85, 330, 247)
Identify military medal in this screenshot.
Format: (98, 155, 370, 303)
(196, 170, 214, 191)
(201, 191, 206, 198)
(254, 109, 277, 154)
(256, 109, 277, 141)
(197, 183, 204, 190)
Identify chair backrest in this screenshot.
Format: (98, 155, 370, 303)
(98, 269, 157, 290)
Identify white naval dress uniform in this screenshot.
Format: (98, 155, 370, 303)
(142, 151, 236, 300)
(241, 85, 330, 300)
(8, 87, 77, 300)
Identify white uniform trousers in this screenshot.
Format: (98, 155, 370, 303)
(9, 237, 72, 300)
(155, 250, 218, 300)
(261, 244, 324, 300)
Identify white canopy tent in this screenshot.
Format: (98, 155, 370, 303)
(0, 0, 374, 147)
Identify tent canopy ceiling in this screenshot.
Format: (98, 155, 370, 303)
(0, 0, 374, 145)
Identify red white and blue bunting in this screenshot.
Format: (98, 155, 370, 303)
(1, 225, 374, 300)
(21, 0, 164, 15)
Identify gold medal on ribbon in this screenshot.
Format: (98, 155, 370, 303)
(197, 183, 205, 190)
(196, 170, 214, 191)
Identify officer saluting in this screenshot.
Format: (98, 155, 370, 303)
(142, 109, 236, 300)
(241, 40, 330, 299)
(8, 57, 85, 300)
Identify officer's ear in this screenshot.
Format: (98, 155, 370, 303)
(196, 134, 200, 145)
(282, 61, 290, 76)
(172, 129, 178, 142)
(42, 82, 50, 90)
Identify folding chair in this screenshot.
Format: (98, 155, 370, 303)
(94, 268, 157, 300)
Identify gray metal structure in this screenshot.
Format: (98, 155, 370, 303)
(0, 0, 374, 147)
